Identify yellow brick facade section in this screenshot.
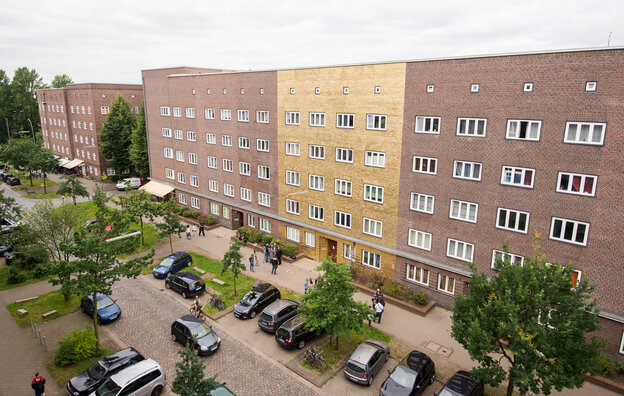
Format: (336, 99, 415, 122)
(277, 63, 406, 278)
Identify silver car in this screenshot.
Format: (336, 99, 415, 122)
(343, 339, 390, 386)
(90, 358, 166, 396)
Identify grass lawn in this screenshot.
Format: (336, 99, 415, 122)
(15, 177, 58, 190)
(25, 190, 61, 198)
(0, 268, 55, 291)
(7, 290, 81, 328)
(47, 347, 112, 387)
(280, 288, 304, 301)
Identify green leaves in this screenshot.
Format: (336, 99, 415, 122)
(171, 338, 218, 396)
(98, 93, 136, 177)
(129, 102, 149, 177)
(222, 239, 245, 295)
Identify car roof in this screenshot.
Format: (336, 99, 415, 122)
(281, 314, 305, 330)
(444, 370, 478, 394)
(108, 359, 161, 386)
(176, 314, 204, 327)
(263, 299, 300, 314)
(171, 271, 201, 281)
(402, 350, 432, 372)
(350, 339, 386, 362)
(102, 348, 142, 366)
(252, 282, 274, 293)
(167, 251, 189, 259)
(84, 293, 112, 302)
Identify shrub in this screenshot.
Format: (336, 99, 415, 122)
(175, 205, 186, 215)
(617, 360, 624, 374)
(281, 243, 297, 257)
(410, 291, 428, 306)
(369, 273, 386, 290)
(54, 326, 101, 366)
(191, 210, 201, 219)
(7, 266, 28, 284)
(261, 234, 274, 245)
(249, 231, 263, 243)
(182, 209, 192, 217)
(382, 282, 405, 299)
(597, 354, 617, 376)
(32, 263, 50, 279)
(14, 244, 49, 271)
(237, 227, 252, 240)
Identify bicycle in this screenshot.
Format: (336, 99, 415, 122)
(302, 347, 328, 371)
(189, 304, 206, 321)
(208, 293, 226, 311)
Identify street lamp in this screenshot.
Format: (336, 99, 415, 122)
(27, 118, 36, 143)
(4, 118, 9, 144)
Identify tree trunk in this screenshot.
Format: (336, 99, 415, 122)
(72, 195, 77, 206)
(140, 217, 145, 246)
(233, 276, 237, 296)
(92, 291, 100, 346)
(329, 334, 333, 348)
(42, 173, 47, 194)
(335, 335, 339, 350)
(506, 373, 515, 396)
(169, 236, 173, 254)
(29, 172, 33, 186)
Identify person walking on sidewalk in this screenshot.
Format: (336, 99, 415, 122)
(249, 254, 255, 272)
(198, 221, 205, 236)
(271, 255, 278, 275)
(191, 225, 197, 238)
(374, 300, 384, 324)
(253, 251, 259, 268)
(304, 278, 309, 294)
(31, 372, 46, 396)
(185, 225, 191, 240)
(276, 246, 283, 265)
(263, 244, 270, 263)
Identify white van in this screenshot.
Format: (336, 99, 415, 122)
(90, 358, 166, 396)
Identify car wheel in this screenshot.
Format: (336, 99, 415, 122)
(385, 353, 389, 362)
(171, 333, 177, 342)
(298, 340, 305, 349)
(165, 282, 171, 289)
(182, 291, 188, 299)
(81, 306, 86, 313)
(368, 375, 373, 386)
(97, 316, 101, 325)
(151, 385, 163, 396)
(250, 310, 256, 318)
(187, 261, 191, 267)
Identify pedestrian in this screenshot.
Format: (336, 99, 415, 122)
(368, 304, 373, 326)
(375, 288, 383, 302)
(374, 299, 384, 324)
(304, 278, 309, 294)
(191, 225, 197, 238)
(276, 246, 283, 265)
(185, 225, 191, 240)
(271, 255, 278, 275)
(249, 254, 255, 272)
(309, 278, 314, 288)
(253, 251, 259, 268)
(272, 242, 278, 256)
(263, 243, 270, 263)
(198, 221, 205, 237)
(31, 372, 46, 396)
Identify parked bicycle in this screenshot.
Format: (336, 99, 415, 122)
(189, 304, 206, 321)
(208, 292, 226, 311)
(302, 347, 328, 370)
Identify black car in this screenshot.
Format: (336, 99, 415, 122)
(171, 315, 221, 356)
(233, 282, 280, 319)
(380, 350, 435, 395)
(275, 314, 318, 350)
(1, 172, 13, 182)
(435, 370, 484, 396)
(6, 176, 20, 186)
(165, 272, 206, 298)
(258, 299, 301, 333)
(66, 347, 144, 396)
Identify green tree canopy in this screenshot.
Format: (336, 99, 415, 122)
(0, 188, 21, 222)
(57, 174, 89, 205)
(30, 148, 59, 193)
(155, 198, 186, 254)
(451, 242, 603, 396)
(118, 191, 159, 247)
(221, 239, 245, 296)
(129, 102, 149, 177)
(51, 74, 73, 88)
(98, 93, 136, 177)
(171, 339, 218, 396)
(10, 67, 45, 132)
(1, 139, 41, 185)
(0, 69, 11, 144)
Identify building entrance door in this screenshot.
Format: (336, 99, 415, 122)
(327, 239, 337, 262)
(232, 210, 243, 229)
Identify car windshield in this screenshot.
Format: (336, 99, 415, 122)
(190, 323, 212, 338)
(86, 361, 107, 380)
(389, 365, 417, 388)
(95, 378, 121, 396)
(240, 291, 259, 306)
(159, 257, 174, 268)
(98, 296, 115, 310)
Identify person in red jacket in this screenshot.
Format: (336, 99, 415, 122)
(31, 372, 46, 396)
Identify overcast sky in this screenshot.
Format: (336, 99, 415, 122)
(1, 0, 622, 85)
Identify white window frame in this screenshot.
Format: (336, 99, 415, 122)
(285, 170, 300, 186)
(286, 227, 300, 242)
(207, 156, 217, 169)
(160, 106, 170, 116)
(491, 250, 525, 268)
(172, 129, 182, 140)
(363, 184, 384, 204)
(365, 151, 386, 168)
(550, 217, 589, 246)
(286, 199, 300, 215)
(185, 107, 195, 118)
(175, 150, 184, 162)
(237, 109, 249, 122)
(343, 244, 355, 260)
(256, 139, 269, 152)
(240, 188, 252, 202)
(188, 152, 198, 165)
(308, 145, 325, 159)
(186, 131, 196, 142)
(334, 179, 352, 197)
(205, 108, 215, 119)
(258, 192, 271, 207)
(308, 204, 324, 222)
(506, 120, 541, 141)
(336, 113, 355, 129)
(173, 107, 181, 117)
(406, 264, 429, 285)
(221, 135, 232, 147)
(335, 147, 353, 163)
(408, 229, 431, 251)
(210, 203, 219, 215)
(564, 122, 606, 146)
(457, 118, 487, 137)
(453, 160, 482, 181)
(163, 147, 173, 159)
(309, 112, 326, 127)
(496, 207, 530, 234)
(239, 162, 251, 176)
(220, 109, 231, 121)
(190, 197, 200, 209)
(222, 206, 230, 219)
(223, 183, 234, 197)
(162, 128, 172, 137)
(410, 192, 434, 214)
(165, 168, 174, 179)
(449, 199, 478, 223)
(285, 142, 300, 156)
(438, 274, 455, 295)
(209, 180, 218, 193)
(189, 175, 199, 187)
(415, 116, 441, 134)
(205, 133, 216, 144)
(305, 232, 315, 247)
(556, 172, 597, 197)
(413, 156, 437, 175)
(285, 111, 300, 126)
(362, 217, 383, 238)
(178, 193, 187, 204)
(361, 250, 381, 269)
(366, 114, 387, 131)
(222, 159, 233, 172)
(501, 166, 535, 188)
(334, 211, 352, 229)
(177, 172, 186, 184)
(446, 238, 474, 262)
(257, 165, 270, 180)
(308, 174, 324, 191)
(256, 110, 269, 123)
(238, 137, 250, 149)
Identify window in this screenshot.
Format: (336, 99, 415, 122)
(187, 131, 196, 141)
(223, 159, 233, 172)
(258, 192, 271, 207)
(224, 183, 234, 197)
(335, 148, 353, 163)
(506, 120, 541, 141)
(190, 197, 200, 209)
(410, 193, 434, 214)
(363, 184, 384, 204)
(457, 118, 486, 137)
(237, 110, 249, 122)
(426, 84, 434, 93)
(585, 81, 597, 92)
(523, 83, 533, 92)
(557, 172, 597, 196)
(286, 199, 300, 215)
(188, 152, 198, 165)
(174, 129, 183, 140)
(221, 135, 232, 146)
(450, 199, 478, 223)
(238, 137, 250, 149)
(256, 110, 269, 123)
(564, 122, 605, 145)
(501, 166, 534, 188)
(362, 250, 381, 269)
(308, 174, 324, 191)
(176, 150, 184, 162)
(210, 203, 219, 215)
(178, 193, 187, 204)
(550, 217, 589, 246)
(257, 139, 269, 152)
(309, 112, 326, 127)
(286, 112, 300, 125)
(285, 170, 300, 186)
(408, 229, 432, 251)
(438, 274, 455, 294)
(165, 168, 174, 179)
(259, 218, 271, 233)
(240, 188, 251, 202)
(366, 114, 387, 130)
(308, 145, 325, 159)
(239, 162, 250, 176)
(287, 227, 300, 242)
(100, 106, 109, 115)
(247, 214, 255, 227)
(206, 133, 216, 144)
(220, 109, 231, 120)
(258, 165, 270, 180)
(415, 116, 440, 134)
(343, 244, 355, 260)
(470, 84, 479, 93)
(285, 142, 300, 156)
(205, 108, 215, 119)
(337, 113, 354, 128)
(334, 211, 352, 229)
(447, 238, 474, 262)
(209, 180, 218, 192)
(308, 204, 324, 221)
(305, 232, 315, 247)
(185, 107, 195, 118)
(160, 106, 170, 116)
(453, 160, 481, 180)
(207, 156, 217, 169)
(619, 332, 624, 356)
(223, 207, 230, 219)
(190, 175, 199, 187)
(365, 151, 386, 168)
(413, 156, 437, 175)
(334, 179, 352, 197)
(173, 107, 181, 117)
(343, 87, 349, 94)
(492, 250, 524, 268)
(406, 264, 429, 285)
(177, 172, 186, 184)
(164, 147, 173, 158)
(362, 217, 383, 237)
(497, 208, 530, 233)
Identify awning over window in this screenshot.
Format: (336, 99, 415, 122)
(62, 159, 84, 169)
(139, 180, 175, 198)
(58, 158, 70, 167)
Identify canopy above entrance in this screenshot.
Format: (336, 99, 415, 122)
(139, 180, 175, 198)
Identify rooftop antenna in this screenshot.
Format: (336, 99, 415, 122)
(607, 32, 612, 47)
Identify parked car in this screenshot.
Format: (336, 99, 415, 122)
(4, 249, 14, 265)
(165, 272, 206, 298)
(210, 383, 236, 396)
(233, 282, 280, 319)
(1, 217, 20, 234)
(435, 370, 484, 396)
(152, 251, 192, 279)
(115, 177, 142, 191)
(380, 350, 435, 395)
(275, 314, 318, 350)
(343, 339, 390, 386)
(0, 244, 11, 256)
(1, 172, 13, 182)
(171, 315, 221, 356)
(258, 299, 301, 333)
(91, 358, 166, 396)
(66, 347, 145, 396)
(6, 176, 20, 186)
(80, 293, 122, 324)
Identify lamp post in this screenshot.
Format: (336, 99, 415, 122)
(27, 118, 36, 143)
(4, 118, 9, 144)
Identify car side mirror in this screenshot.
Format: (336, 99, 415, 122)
(387, 369, 391, 374)
(416, 385, 421, 389)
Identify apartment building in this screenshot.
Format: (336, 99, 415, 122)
(142, 48, 624, 359)
(38, 83, 143, 178)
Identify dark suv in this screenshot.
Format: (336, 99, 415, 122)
(152, 252, 192, 279)
(171, 315, 221, 356)
(258, 299, 301, 333)
(165, 272, 206, 298)
(436, 370, 484, 396)
(233, 282, 280, 319)
(66, 347, 144, 396)
(380, 350, 435, 395)
(275, 314, 318, 349)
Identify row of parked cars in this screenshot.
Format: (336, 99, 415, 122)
(0, 171, 20, 186)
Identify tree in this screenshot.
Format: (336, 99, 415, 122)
(129, 103, 149, 177)
(1, 139, 40, 186)
(118, 191, 159, 247)
(51, 74, 73, 88)
(451, 241, 603, 396)
(0, 69, 11, 144)
(31, 148, 59, 194)
(298, 259, 371, 350)
(0, 188, 21, 222)
(57, 174, 89, 205)
(221, 239, 245, 296)
(155, 198, 186, 254)
(171, 339, 218, 396)
(10, 67, 45, 132)
(98, 94, 136, 178)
